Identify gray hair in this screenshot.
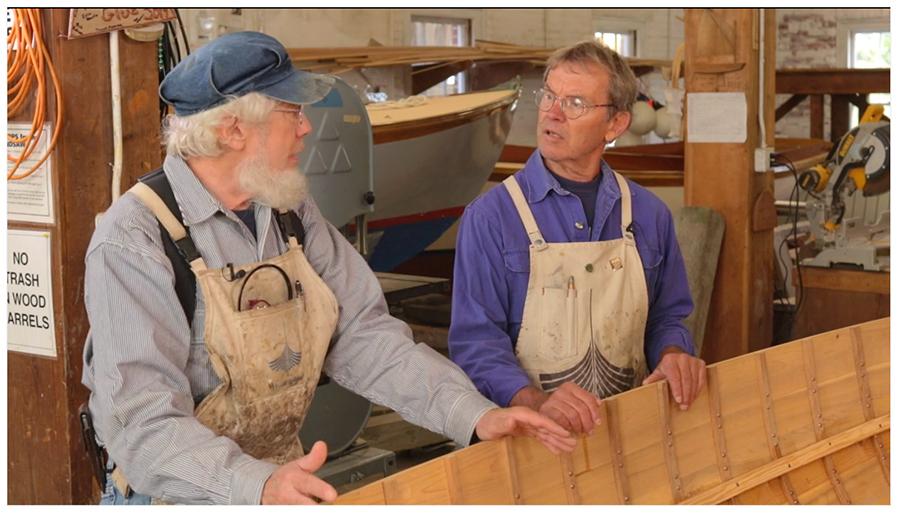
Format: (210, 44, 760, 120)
(543, 40, 638, 116)
(162, 92, 279, 159)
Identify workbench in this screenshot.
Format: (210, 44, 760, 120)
(791, 265, 889, 339)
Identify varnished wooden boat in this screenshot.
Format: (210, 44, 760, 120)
(336, 318, 889, 504)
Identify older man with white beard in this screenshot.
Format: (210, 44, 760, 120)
(81, 31, 574, 506)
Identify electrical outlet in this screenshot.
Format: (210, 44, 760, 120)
(754, 147, 773, 173)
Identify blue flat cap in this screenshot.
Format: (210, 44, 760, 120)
(159, 31, 334, 116)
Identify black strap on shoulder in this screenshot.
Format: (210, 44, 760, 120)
(138, 168, 197, 325)
(274, 209, 306, 247)
(136, 169, 311, 338)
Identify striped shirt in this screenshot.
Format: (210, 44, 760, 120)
(82, 155, 496, 504)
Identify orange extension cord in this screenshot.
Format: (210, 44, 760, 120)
(7, 8, 64, 181)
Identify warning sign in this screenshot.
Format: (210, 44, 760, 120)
(8, 122, 55, 224)
(7, 229, 57, 357)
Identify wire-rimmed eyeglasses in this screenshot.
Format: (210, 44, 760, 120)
(534, 88, 615, 120)
(272, 106, 305, 125)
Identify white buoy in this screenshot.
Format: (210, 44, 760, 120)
(654, 109, 673, 138)
(629, 101, 656, 135)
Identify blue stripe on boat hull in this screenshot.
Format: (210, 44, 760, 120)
(367, 217, 458, 272)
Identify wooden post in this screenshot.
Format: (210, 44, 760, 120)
(830, 95, 851, 143)
(683, 9, 776, 363)
(809, 95, 824, 139)
(7, 8, 161, 503)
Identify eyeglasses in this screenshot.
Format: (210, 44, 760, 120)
(534, 88, 615, 120)
(272, 106, 305, 125)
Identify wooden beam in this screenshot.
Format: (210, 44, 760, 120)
(797, 267, 889, 295)
(7, 8, 160, 504)
(831, 95, 851, 143)
(683, 9, 775, 363)
(500, 144, 685, 171)
(776, 68, 889, 95)
(809, 95, 824, 139)
(491, 162, 684, 187)
(772, 137, 832, 167)
(775, 94, 807, 121)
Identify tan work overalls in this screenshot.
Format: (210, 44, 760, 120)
(119, 183, 339, 494)
(503, 172, 649, 398)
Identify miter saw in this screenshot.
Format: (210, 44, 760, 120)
(798, 105, 890, 271)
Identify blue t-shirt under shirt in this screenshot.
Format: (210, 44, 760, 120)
(233, 207, 257, 239)
(547, 169, 601, 228)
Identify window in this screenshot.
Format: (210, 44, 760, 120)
(849, 30, 891, 119)
(850, 30, 890, 68)
(411, 16, 470, 96)
(594, 31, 636, 57)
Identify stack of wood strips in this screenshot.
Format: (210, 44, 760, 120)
(288, 39, 669, 75)
(336, 318, 890, 505)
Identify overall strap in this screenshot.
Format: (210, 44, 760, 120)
(502, 176, 548, 251)
(611, 171, 635, 239)
(274, 209, 306, 248)
(130, 168, 204, 325)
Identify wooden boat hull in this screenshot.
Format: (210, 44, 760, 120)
(336, 318, 890, 504)
(365, 90, 518, 271)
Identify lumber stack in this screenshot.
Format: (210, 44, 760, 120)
(336, 318, 890, 504)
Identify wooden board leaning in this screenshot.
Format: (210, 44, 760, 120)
(336, 318, 890, 504)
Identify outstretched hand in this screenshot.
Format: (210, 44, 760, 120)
(475, 406, 577, 455)
(261, 440, 337, 505)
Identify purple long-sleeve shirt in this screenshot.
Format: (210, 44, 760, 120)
(449, 150, 695, 407)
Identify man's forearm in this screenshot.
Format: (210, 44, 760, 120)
(509, 385, 548, 412)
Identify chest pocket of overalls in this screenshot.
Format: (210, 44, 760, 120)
(221, 260, 315, 404)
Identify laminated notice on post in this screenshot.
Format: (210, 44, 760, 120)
(8, 229, 57, 358)
(686, 92, 747, 143)
(7, 122, 55, 224)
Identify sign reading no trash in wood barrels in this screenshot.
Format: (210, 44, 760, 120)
(7, 229, 57, 358)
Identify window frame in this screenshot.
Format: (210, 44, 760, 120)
(592, 17, 645, 58)
(836, 18, 889, 67)
(409, 13, 474, 96)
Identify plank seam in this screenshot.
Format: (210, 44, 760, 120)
(850, 326, 890, 486)
(501, 437, 523, 504)
(657, 382, 684, 501)
(757, 354, 800, 504)
(560, 452, 580, 504)
(605, 399, 631, 504)
(802, 338, 851, 504)
(443, 456, 462, 504)
(706, 368, 733, 483)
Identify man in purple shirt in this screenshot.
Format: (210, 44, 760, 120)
(450, 40, 706, 435)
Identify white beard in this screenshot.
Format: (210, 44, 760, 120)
(236, 150, 309, 211)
